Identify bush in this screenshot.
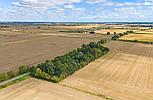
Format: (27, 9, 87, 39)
(133, 40, 138, 42)
(107, 32, 110, 35)
(89, 31, 95, 34)
(50, 76, 61, 83)
(19, 65, 29, 74)
(7, 71, 17, 78)
(0, 73, 8, 82)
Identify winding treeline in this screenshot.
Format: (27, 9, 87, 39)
(29, 41, 109, 83)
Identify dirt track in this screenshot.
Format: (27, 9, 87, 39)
(62, 41, 153, 100)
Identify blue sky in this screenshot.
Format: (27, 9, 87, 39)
(0, 0, 153, 22)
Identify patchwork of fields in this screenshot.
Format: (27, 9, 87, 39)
(1, 24, 153, 100)
(61, 41, 153, 100)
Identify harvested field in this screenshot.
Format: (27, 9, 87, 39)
(119, 33, 153, 42)
(62, 41, 153, 100)
(51, 24, 103, 30)
(95, 29, 128, 34)
(134, 30, 153, 34)
(0, 78, 103, 100)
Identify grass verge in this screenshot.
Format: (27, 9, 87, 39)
(0, 75, 30, 90)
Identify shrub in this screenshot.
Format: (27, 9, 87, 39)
(133, 40, 138, 42)
(19, 65, 29, 74)
(0, 73, 8, 82)
(7, 71, 17, 78)
(107, 32, 110, 35)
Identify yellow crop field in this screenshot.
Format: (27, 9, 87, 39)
(119, 33, 153, 42)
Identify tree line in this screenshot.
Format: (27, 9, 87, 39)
(0, 40, 109, 83)
(0, 30, 130, 83)
(111, 31, 130, 40)
(29, 41, 109, 83)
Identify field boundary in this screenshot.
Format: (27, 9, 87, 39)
(60, 83, 114, 100)
(117, 39, 153, 44)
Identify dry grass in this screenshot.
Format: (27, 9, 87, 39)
(119, 33, 153, 42)
(61, 41, 153, 100)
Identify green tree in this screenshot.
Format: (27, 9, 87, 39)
(35, 68, 42, 77)
(29, 66, 36, 76)
(19, 65, 29, 74)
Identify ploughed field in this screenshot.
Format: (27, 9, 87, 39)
(0, 24, 114, 72)
(61, 41, 153, 100)
(0, 34, 106, 72)
(0, 78, 104, 100)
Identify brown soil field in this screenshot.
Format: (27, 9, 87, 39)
(62, 41, 153, 100)
(0, 34, 107, 72)
(0, 78, 104, 100)
(119, 33, 153, 42)
(95, 29, 128, 34)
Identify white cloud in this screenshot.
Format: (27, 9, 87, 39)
(13, 0, 81, 9)
(64, 4, 74, 9)
(87, 0, 109, 4)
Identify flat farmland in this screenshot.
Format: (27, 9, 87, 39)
(95, 29, 128, 34)
(119, 33, 153, 42)
(62, 41, 153, 100)
(0, 78, 103, 100)
(134, 30, 153, 34)
(0, 33, 106, 72)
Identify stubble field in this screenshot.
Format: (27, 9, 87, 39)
(61, 41, 153, 100)
(119, 33, 153, 42)
(0, 78, 104, 100)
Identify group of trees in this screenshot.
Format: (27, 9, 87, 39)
(111, 31, 129, 40)
(29, 41, 109, 83)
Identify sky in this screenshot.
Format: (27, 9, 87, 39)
(0, 0, 153, 22)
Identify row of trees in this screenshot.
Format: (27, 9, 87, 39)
(29, 41, 109, 83)
(111, 31, 129, 40)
